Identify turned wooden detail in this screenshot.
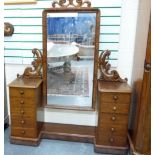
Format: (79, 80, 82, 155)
(52, 0, 91, 8)
(99, 50, 127, 82)
(17, 48, 43, 79)
(4, 22, 14, 36)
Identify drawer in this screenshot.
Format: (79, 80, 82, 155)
(99, 92, 131, 104)
(10, 97, 36, 108)
(10, 107, 35, 117)
(96, 134, 127, 146)
(100, 102, 130, 114)
(11, 127, 37, 138)
(99, 113, 129, 125)
(97, 124, 128, 137)
(11, 116, 36, 128)
(10, 87, 35, 98)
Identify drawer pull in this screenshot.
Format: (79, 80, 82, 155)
(20, 100, 24, 104)
(20, 110, 24, 114)
(113, 95, 118, 101)
(20, 90, 24, 95)
(21, 130, 25, 134)
(111, 127, 115, 132)
(113, 106, 117, 111)
(109, 138, 114, 143)
(111, 116, 116, 121)
(21, 120, 25, 124)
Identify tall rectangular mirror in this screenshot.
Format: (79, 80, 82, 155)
(42, 8, 100, 110)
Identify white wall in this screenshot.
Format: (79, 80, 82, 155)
(117, 0, 150, 85)
(5, 0, 151, 126)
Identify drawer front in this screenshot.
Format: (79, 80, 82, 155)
(11, 127, 37, 138)
(100, 102, 130, 114)
(10, 87, 35, 98)
(100, 92, 131, 104)
(11, 116, 36, 128)
(97, 124, 128, 137)
(96, 134, 128, 146)
(10, 97, 36, 109)
(99, 113, 129, 125)
(10, 107, 35, 117)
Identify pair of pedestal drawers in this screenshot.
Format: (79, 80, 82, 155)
(95, 81, 131, 154)
(9, 78, 42, 145)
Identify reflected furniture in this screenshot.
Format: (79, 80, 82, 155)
(47, 43, 79, 82)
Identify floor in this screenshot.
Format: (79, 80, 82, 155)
(4, 127, 112, 155)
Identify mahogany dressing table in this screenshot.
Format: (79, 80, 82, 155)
(8, 1, 132, 154)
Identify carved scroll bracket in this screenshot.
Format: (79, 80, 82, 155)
(99, 50, 127, 83)
(52, 0, 91, 8)
(17, 48, 43, 79)
(4, 22, 14, 36)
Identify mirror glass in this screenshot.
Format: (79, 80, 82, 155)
(43, 10, 99, 110)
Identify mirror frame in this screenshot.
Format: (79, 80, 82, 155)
(42, 8, 100, 111)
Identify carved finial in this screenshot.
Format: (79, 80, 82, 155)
(4, 22, 14, 36)
(17, 48, 43, 79)
(99, 50, 127, 82)
(52, 0, 91, 8)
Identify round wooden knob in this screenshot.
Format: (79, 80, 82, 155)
(21, 130, 25, 134)
(111, 127, 115, 132)
(20, 90, 24, 95)
(113, 95, 118, 100)
(20, 110, 24, 114)
(113, 106, 117, 111)
(20, 100, 24, 104)
(109, 138, 114, 143)
(21, 120, 25, 124)
(111, 116, 116, 121)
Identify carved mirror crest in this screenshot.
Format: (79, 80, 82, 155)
(42, 0, 100, 110)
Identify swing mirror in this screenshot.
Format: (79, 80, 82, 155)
(42, 7, 100, 110)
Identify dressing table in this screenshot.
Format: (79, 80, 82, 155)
(8, 0, 131, 154)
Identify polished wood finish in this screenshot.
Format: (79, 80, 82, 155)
(94, 143, 128, 155)
(4, 0, 37, 5)
(99, 50, 127, 82)
(130, 24, 151, 155)
(10, 133, 42, 146)
(42, 7, 100, 110)
(9, 78, 43, 146)
(17, 48, 42, 79)
(42, 123, 95, 143)
(95, 81, 131, 154)
(52, 0, 91, 8)
(9, 78, 42, 88)
(4, 22, 14, 36)
(9, 78, 97, 146)
(98, 81, 131, 93)
(10, 122, 95, 145)
(9, 78, 132, 154)
(100, 102, 130, 114)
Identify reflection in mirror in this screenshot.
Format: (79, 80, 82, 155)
(43, 10, 100, 110)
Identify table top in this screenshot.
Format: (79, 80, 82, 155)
(98, 81, 132, 93)
(47, 43, 79, 58)
(8, 78, 43, 88)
